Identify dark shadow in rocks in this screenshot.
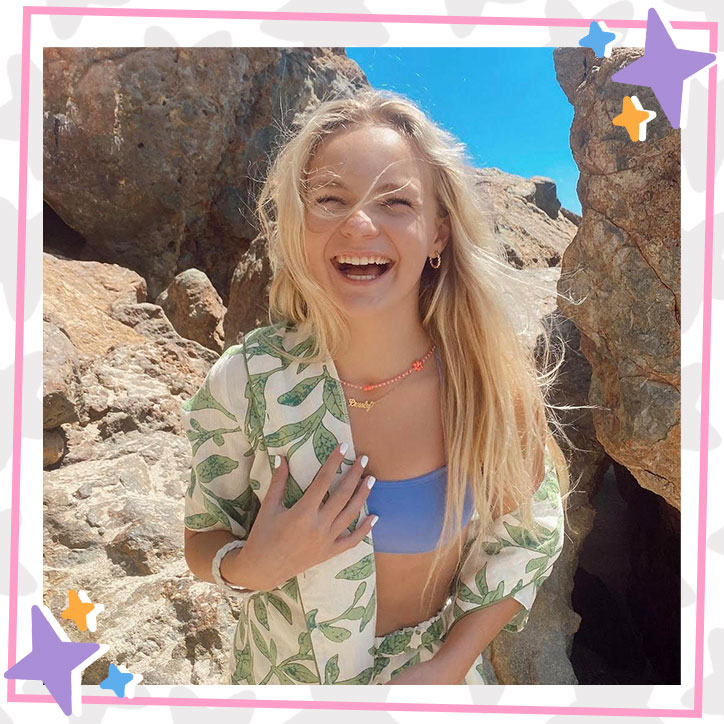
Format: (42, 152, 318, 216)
(43, 201, 88, 260)
(570, 463, 681, 683)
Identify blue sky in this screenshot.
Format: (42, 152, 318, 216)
(345, 48, 581, 215)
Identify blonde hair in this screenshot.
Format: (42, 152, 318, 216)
(256, 88, 574, 608)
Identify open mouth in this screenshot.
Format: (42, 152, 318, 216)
(331, 256, 394, 282)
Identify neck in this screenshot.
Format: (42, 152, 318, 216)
(331, 308, 434, 386)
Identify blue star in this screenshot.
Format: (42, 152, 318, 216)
(579, 21, 618, 58)
(100, 664, 135, 698)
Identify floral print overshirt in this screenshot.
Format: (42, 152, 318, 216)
(180, 322, 565, 685)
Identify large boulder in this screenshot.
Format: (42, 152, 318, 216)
(530, 176, 562, 220)
(553, 47, 680, 510)
(156, 269, 226, 353)
(44, 47, 368, 305)
(43, 254, 234, 684)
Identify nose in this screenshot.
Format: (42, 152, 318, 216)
(340, 207, 378, 237)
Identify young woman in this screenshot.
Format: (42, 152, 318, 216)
(181, 89, 568, 686)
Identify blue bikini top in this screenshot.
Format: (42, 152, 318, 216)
(366, 466, 475, 554)
(365, 349, 475, 554)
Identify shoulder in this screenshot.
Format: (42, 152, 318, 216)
(180, 349, 242, 424)
(181, 336, 260, 418)
(220, 321, 296, 370)
(244, 321, 321, 367)
(243, 321, 311, 353)
(209, 342, 249, 380)
(244, 320, 289, 345)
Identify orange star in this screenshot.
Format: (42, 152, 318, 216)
(61, 590, 103, 632)
(612, 95, 657, 142)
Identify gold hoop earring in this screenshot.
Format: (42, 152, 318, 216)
(428, 251, 442, 269)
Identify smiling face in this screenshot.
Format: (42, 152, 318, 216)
(302, 124, 450, 321)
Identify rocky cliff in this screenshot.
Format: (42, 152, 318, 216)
(554, 47, 681, 510)
(552, 47, 681, 684)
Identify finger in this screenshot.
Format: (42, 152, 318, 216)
(323, 454, 369, 520)
(329, 475, 376, 538)
(264, 454, 288, 508)
(333, 512, 378, 554)
(301, 442, 349, 509)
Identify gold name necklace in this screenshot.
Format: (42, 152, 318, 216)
(341, 345, 436, 413)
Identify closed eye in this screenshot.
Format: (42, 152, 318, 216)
(314, 195, 413, 208)
(381, 196, 413, 208)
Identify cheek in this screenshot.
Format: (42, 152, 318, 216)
(392, 215, 429, 242)
(302, 234, 330, 279)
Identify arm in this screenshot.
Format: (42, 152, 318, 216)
(448, 441, 564, 630)
(388, 597, 523, 685)
(424, 451, 544, 682)
(184, 529, 256, 591)
(180, 345, 262, 592)
(436, 598, 523, 678)
(427, 418, 549, 682)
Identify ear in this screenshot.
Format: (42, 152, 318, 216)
(434, 213, 451, 254)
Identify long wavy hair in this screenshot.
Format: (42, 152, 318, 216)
(255, 88, 573, 608)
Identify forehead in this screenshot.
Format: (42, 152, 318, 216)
(305, 124, 433, 191)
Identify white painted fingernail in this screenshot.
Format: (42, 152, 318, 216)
(371, 515, 379, 527)
(360, 455, 369, 468)
(274, 455, 282, 469)
(367, 476, 376, 489)
(339, 443, 349, 456)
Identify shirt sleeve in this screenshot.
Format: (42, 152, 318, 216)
(449, 442, 565, 634)
(179, 345, 260, 539)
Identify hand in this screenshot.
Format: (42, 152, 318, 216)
(386, 658, 463, 685)
(223, 444, 376, 591)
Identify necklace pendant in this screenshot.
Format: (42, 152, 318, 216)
(348, 397, 376, 412)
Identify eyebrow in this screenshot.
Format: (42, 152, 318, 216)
(308, 179, 420, 194)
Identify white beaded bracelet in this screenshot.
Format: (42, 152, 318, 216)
(211, 539, 252, 593)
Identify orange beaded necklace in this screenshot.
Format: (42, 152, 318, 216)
(339, 345, 436, 413)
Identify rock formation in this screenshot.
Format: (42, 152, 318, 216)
(43, 47, 367, 304)
(550, 47, 681, 684)
(43, 252, 230, 684)
(474, 168, 575, 269)
(553, 47, 681, 510)
(156, 268, 226, 353)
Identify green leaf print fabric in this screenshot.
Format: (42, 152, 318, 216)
(180, 323, 566, 685)
(181, 336, 325, 686)
(447, 445, 565, 635)
(180, 346, 259, 538)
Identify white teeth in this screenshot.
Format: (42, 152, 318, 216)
(334, 255, 391, 265)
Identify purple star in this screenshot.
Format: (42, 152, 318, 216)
(611, 7, 715, 129)
(4, 605, 108, 716)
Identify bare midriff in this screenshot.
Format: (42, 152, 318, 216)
(373, 521, 470, 636)
(338, 357, 468, 638)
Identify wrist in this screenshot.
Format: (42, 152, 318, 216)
(219, 546, 251, 588)
(219, 544, 280, 592)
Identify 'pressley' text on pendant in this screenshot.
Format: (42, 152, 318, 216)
(348, 397, 376, 412)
